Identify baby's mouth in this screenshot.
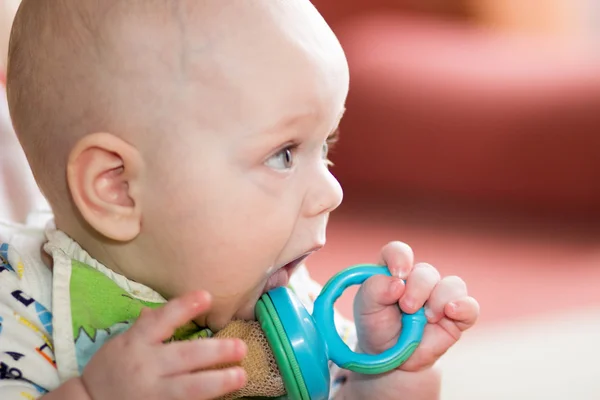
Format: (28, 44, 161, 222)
(263, 253, 311, 294)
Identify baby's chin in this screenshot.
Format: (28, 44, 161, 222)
(234, 304, 258, 323)
(201, 279, 272, 331)
(203, 299, 258, 332)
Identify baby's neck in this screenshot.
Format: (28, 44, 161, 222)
(56, 215, 131, 278)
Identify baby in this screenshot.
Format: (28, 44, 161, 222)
(0, 1, 479, 399)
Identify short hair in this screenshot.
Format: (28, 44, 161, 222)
(6, 0, 168, 211)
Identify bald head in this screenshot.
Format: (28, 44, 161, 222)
(7, 0, 347, 217)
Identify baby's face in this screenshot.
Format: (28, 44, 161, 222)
(132, 1, 348, 330)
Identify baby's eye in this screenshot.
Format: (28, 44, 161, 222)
(266, 147, 294, 170)
(322, 142, 333, 167)
(323, 129, 339, 167)
(322, 142, 329, 160)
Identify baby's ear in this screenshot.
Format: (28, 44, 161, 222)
(67, 132, 144, 241)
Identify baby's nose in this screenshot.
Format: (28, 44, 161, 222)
(304, 166, 343, 217)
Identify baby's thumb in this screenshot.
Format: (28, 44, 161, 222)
(353, 275, 405, 319)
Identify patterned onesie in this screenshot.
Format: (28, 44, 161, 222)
(0, 220, 356, 399)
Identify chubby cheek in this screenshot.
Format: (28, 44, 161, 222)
(174, 231, 294, 330)
(167, 225, 282, 305)
(145, 167, 302, 325)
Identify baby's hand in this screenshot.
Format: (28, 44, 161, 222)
(354, 242, 479, 372)
(81, 291, 248, 400)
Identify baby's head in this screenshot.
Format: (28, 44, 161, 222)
(7, 0, 348, 330)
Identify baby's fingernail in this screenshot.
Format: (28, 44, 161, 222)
(230, 339, 242, 354)
(402, 297, 415, 311)
(390, 279, 404, 294)
(398, 268, 410, 279)
(448, 302, 459, 313)
(231, 368, 245, 385)
(425, 307, 436, 321)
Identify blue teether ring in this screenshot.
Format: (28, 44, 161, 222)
(313, 265, 427, 374)
(261, 264, 428, 400)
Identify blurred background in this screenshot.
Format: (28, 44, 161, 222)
(305, 1, 600, 399)
(1, 0, 600, 399)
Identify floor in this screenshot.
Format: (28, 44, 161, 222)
(305, 201, 600, 399)
(440, 308, 600, 399)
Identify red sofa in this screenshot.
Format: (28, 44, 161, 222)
(312, 1, 600, 218)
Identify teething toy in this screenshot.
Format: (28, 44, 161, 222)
(217, 264, 427, 400)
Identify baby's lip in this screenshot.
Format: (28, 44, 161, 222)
(262, 248, 321, 294)
(283, 244, 325, 273)
(283, 253, 310, 273)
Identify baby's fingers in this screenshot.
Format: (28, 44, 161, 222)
(161, 338, 247, 376)
(424, 276, 468, 323)
(131, 291, 212, 344)
(354, 274, 405, 318)
(354, 274, 406, 354)
(445, 296, 480, 331)
(378, 241, 414, 279)
(401, 263, 440, 314)
(168, 367, 247, 400)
